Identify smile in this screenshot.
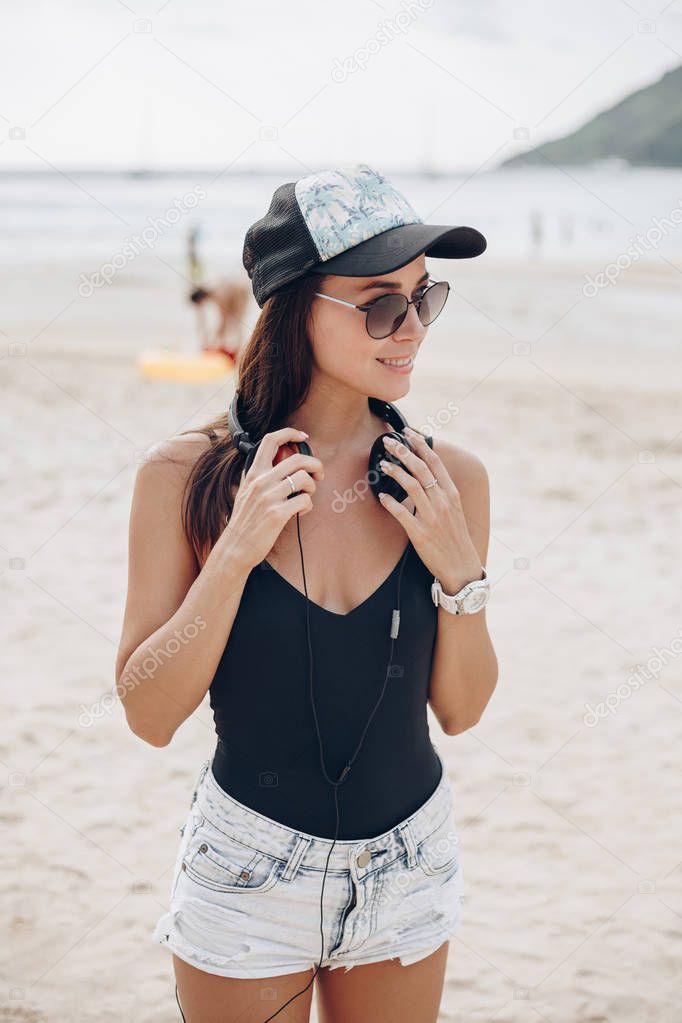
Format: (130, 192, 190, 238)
(376, 356, 414, 370)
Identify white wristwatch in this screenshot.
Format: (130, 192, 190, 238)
(431, 567, 489, 615)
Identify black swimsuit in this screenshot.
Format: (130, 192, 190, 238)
(208, 538, 443, 839)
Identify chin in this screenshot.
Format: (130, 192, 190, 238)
(382, 381, 410, 400)
(369, 368, 412, 402)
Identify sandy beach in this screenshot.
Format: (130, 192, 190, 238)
(2, 248, 681, 1022)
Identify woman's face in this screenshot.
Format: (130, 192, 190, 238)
(308, 255, 431, 399)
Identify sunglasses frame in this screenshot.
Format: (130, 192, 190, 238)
(313, 277, 450, 339)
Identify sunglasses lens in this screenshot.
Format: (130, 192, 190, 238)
(418, 281, 449, 326)
(366, 295, 408, 339)
(365, 282, 450, 337)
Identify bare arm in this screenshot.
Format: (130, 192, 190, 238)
(427, 441, 498, 735)
(114, 434, 253, 746)
(115, 426, 323, 747)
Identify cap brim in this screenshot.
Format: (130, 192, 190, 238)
(309, 223, 486, 277)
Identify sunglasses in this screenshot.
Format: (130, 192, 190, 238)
(313, 278, 450, 340)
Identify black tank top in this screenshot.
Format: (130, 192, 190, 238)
(208, 539, 442, 839)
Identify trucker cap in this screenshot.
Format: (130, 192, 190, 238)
(242, 162, 487, 307)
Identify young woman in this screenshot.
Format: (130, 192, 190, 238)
(116, 164, 498, 1023)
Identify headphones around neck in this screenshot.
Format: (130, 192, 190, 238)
(173, 391, 434, 1023)
(226, 391, 433, 503)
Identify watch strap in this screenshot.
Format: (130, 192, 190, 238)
(431, 567, 489, 614)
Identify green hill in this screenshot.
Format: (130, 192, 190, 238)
(501, 64, 682, 168)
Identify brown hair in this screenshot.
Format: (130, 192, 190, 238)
(177, 272, 327, 567)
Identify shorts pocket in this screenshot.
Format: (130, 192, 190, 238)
(415, 811, 460, 878)
(182, 815, 282, 895)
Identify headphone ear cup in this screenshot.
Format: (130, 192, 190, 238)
(368, 432, 414, 503)
(272, 439, 313, 464)
(272, 440, 314, 499)
(244, 440, 314, 478)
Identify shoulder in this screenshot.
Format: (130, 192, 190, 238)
(139, 430, 216, 480)
(430, 436, 489, 494)
(130, 431, 229, 566)
(429, 436, 491, 562)
(133, 430, 228, 507)
(145, 427, 234, 465)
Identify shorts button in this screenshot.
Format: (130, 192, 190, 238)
(199, 843, 208, 853)
(240, 869, 251, 880)
(357, 850, 371, 867)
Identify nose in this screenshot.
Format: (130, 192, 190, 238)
(391, 299, 426, 342)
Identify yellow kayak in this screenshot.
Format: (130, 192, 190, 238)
(137, 349, 236, 382)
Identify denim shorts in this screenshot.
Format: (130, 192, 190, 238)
(151, 745, 464, 979)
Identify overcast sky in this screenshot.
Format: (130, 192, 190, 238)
(1, 0, 681, 172)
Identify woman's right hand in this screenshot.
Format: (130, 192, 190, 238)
(220, 427, 324, 572)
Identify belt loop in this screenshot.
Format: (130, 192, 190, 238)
(280, 834, 311, 884)
(397, 821, 418, 869)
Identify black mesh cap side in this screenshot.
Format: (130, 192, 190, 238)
(242, 182, 322, 307)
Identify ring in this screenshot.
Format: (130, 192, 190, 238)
(424, 477, 439, 490)
(286, 474, 296, 494)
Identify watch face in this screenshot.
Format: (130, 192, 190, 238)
(464, 588, 489, 612)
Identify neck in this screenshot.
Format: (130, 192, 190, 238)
(284, 377, 386, 461)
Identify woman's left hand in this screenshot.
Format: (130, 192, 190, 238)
(378, 428, 483, 594)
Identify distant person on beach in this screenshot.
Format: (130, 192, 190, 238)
(530, 208, 544, 255)
(186, 225, 249, 365)
(189, 278, 251, 365)
(188, 225, 203, 288)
